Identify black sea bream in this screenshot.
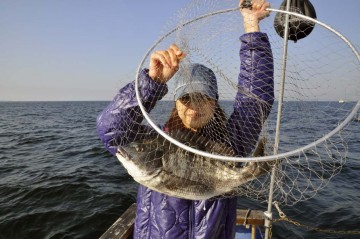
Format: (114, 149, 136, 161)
(116, 130, 270, 200)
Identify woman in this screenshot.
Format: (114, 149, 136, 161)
(96, 0, 274, 238)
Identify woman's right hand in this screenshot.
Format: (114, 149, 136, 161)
(149, 44, 186, 84)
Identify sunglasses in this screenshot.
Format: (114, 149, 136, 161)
(179, 93, 213, 104)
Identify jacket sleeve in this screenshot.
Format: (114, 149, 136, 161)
(96, 69, 168, 155)
(227, 32, 274, 156)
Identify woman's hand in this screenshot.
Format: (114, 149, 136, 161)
(149, 44, 186, 84)
(239, 0, 271, 33)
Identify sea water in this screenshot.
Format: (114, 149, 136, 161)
(0, 101, 359, 239)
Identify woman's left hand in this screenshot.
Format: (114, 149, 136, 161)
(239, 0, 271, 32)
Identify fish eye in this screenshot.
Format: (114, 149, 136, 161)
(135, 145, 142, 152)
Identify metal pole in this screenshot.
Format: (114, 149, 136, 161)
(264, 0, 291, 238)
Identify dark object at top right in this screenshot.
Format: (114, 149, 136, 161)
(274, 0, 317, 43)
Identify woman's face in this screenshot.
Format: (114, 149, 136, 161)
(175, 93, 216, 131)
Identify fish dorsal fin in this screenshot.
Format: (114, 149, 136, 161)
(168, 130, 235, 156)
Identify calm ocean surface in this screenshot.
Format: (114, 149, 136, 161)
(0, 101, 359, 239)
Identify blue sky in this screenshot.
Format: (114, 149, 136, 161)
(1, 0, 359, 101)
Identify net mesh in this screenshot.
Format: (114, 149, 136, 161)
(107, 0, 360, 206)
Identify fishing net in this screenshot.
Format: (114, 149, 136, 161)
(112, 0, 360, 206)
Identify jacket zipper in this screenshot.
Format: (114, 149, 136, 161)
(250, 34, 254, 93)
(189, 201, 194, 238)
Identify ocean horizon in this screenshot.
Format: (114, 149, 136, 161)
(0, 101, 359, 239)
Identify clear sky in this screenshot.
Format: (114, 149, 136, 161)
(1, 0, 359, 101)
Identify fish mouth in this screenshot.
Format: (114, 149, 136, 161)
(117, 147, 131, 159)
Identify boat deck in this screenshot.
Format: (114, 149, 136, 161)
(100, 203, 265, 239)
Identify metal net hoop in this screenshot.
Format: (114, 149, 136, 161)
(134, 7, 360, 163)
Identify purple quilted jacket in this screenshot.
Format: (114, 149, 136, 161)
(96, 32, 274, 239)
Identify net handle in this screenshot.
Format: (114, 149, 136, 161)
(134, 7, 360, 163)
